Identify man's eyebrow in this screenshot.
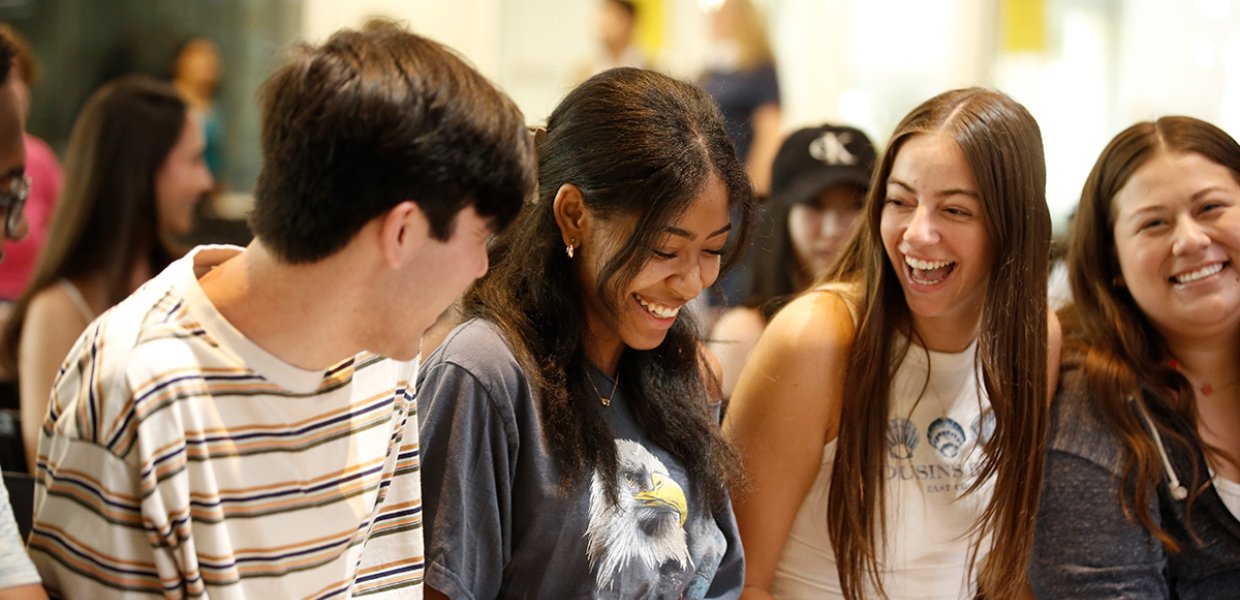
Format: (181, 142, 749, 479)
(662, 223, 732, 240)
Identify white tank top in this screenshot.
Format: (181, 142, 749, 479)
(770, 334, 994, 599)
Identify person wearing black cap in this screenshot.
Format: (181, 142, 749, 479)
(708, 124, 876, 398)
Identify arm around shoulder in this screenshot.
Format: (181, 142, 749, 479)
(723, 290, 854, 597)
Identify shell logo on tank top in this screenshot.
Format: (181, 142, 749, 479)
(884, 410, 996, 494)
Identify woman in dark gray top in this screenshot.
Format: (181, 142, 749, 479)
(417, 68, 756, 599)
(1031, 116, 1240, 598)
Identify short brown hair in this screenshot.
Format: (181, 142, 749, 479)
(250, 22, 535, 264)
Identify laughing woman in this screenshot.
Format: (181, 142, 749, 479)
(726, 88, 1059, 599)
(1031, 117, 1240, 597)
(416, 67, 755, 599)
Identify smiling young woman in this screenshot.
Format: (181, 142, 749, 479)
(1032, 116, 1240, 598)
(415, 67, 756, 599)
(725, 87, 1058, 600)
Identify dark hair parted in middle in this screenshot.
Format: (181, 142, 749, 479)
(1062, 116, 1240, 551)
(467, 67, 756, 507)
(250, 22, 535, 264)
(825, 87, 1051, 599)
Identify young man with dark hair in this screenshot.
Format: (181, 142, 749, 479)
(28, 24, 534, 597)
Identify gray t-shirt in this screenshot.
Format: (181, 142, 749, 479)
(417, 318, 744, 599)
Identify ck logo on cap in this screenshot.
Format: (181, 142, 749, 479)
(809, 132, 857, 166)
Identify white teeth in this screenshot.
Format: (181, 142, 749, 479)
(637, 296, 680, 319)
(1174, 263, 1224, 284)
(905, 256, 954, 270)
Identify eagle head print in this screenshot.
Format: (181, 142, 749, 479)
(586, 439, 692, 591)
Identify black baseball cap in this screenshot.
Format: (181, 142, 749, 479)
(769, 124, 877, 207)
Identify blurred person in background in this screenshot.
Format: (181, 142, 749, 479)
(0, 24, 49, 600)
(170, 36, 224, 182)
(699, 0, 781, 310)
(709, 124, 876, 399)
(577, 0, 647, 81)
(0, 75, 212, 475)
(700, 0, 780, 198)
(0, 25, 61, 304)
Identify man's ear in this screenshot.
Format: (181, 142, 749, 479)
(552, 184, 588, 248)
(379, 200, 430, 268)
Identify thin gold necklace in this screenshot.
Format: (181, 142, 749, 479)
(588, 373, 619, 407)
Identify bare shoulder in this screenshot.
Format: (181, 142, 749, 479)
(23, 285, 93, 342)
(760, 288, 856, 359)
(1048, 309, 1063, 359)
(725, 289, 855, 440)
(26, 283, 85, 323)
(1047, 309, 1064, 404)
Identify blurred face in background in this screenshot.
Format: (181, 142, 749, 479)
(0, 68, 27, 249)
(710, 0, 739, 41)
(175, 38, 222, 93)
(155, 116, 212, 237)
(598, 0, 636, 54)
(788, 183, 864, 278)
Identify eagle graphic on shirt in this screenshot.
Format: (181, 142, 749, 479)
(585, 439, 724, 597)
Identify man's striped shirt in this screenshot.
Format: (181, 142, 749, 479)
(28, 246, 425, 598)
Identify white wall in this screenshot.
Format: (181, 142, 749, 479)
(298, 0, 1240, 229)
(495, 0, 594, 124)
(302, 0, 504, 78)
(1116, 0, 1240, 132)
(773, 0, 994, 144)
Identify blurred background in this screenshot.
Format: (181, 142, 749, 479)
(2, 0, 1238, 232)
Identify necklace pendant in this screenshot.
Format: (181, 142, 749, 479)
(601, 396, 611, 407)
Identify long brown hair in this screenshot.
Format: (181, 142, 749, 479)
(824, 88, 1050, 599)
(1061, 116, 1240, 551)
(1, 76, 184, 372)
